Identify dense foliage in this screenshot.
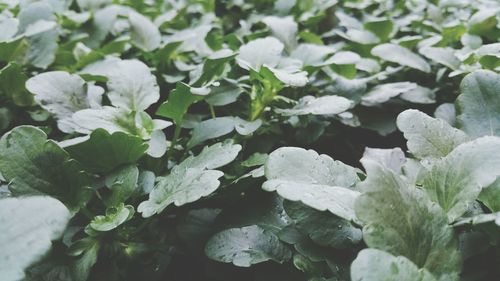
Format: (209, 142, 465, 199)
(1, 0, 500, 280)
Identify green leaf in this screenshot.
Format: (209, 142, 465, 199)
(284, 201, 362, 249)
(361, 147, 406, 174)
(188, 117, 261, 148)
(351, 249, 437, 281)
(0, 63, 34, 107)
(275, 95, 353, 116)
(397, 109, 469, 160)
(0, 196, 71, 281)
(263, 147, 360, 222)
(205, 225, 292, 267)
(156, 82, 204, 125)
(89, 203, 134, 231)
(128, 11, 161, 51)
(371, 43, 431, 73)
(138, 141, 241, 217)
(364, 18, 394, 41)
(0, 126, 91, 211)
(456, 70, 500, 138)
(479, 178, 500, 212)
(355, 159, 461, 278)
(421, 137, 500, 221)
(105, 164, 139, 206)
(64, 129, 148, 173)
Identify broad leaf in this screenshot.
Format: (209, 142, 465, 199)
(89, 203, 134, 231)
(456, 70, 500, 138)
(0, 126, 91, 211)
(355, 159, 461, 278)
(421, 137, 500, 221)
(205, 225, 292, 267)
(64, 129, 148, 173)
(0, 196, 71, 281)
(351, 249, 437, 281)
(397, 109, 469, 159)
(263, 147, 360, 222)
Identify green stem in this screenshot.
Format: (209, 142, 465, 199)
(168, 124, 182, 160)
(209, 104, 216, 118)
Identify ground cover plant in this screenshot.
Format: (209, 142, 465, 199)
(1, 0, 500, 280)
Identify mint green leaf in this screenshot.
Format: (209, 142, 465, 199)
(0, 196, 71, 281)
(456, 70, 500, 138)
(419, 47, 460, 70)
(397, 109, 469, 160)
(453, 212, 500, 227)
(364, 18, 395, 41)
(188, 117, 262, 147)
(262, 16, 297, 50)
(89, 203, 134, 231)
(263, 147, 360, 222)
(191, 49, 236, 87)
(276, 95, 352, 116)
(362, 82, 417, 106)
(290, 44, 335, 66)
(351, 249, 437, 281)
(83, 58, 159, 111)
(128, 12, 161, 51)
(356, 159, 461, 278)
(187, 117, 236, 148)
(0, 126, 91, 211)
(205, 225, 292, 267)
(18, 2, 58, 69)
(63, 129, 148, 173)
(399, 85, 436, 104)
(422, 137, 500, 221)
(361, 147, 406, 174)
(371, 44, 431, 73)
(236, 37, 283, 70)
(26, 71, 103, 133)
(138, 142, 241, 217)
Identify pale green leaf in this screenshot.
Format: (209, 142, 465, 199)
(356, 159, 461, 278)
(276, 95, 352, 116)
(128, 11, 161, 51)
(397, 109, 469, 160)
(0, 196, 71, 281)
(263, 147, 360, 221)
(421, 136, 500, 221)
(138, 142, 241, 217)
(351, 249, 437, 281)
(371, 43, 431, 73)
(456, 70, 500, 138)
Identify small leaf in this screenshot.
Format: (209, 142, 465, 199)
(89, 203, 134, 232)
(156, 82, 204, 125)
(276, 95, 352, 116)
(205, 225, 292, 267)
(138, 142, 241, 217)
(362, 82, 417, 106)
(236, 37, 284, 70)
